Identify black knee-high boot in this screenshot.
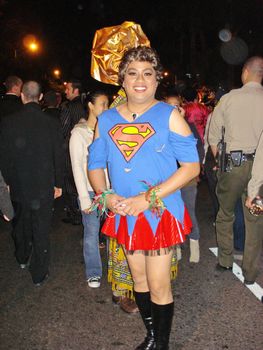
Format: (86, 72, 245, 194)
(134, 291, 155, 350)
(151, 301, 174, 350)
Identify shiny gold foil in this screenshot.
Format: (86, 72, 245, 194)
(91, 21, 150, 85)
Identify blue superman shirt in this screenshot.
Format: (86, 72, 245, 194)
(88, 101, 199, 238)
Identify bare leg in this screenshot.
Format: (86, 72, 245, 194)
(146, 250, 174, 304)
(125, 250, 174, 349)
(125, 251, 148, 292)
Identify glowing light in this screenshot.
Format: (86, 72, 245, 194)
(23, 35, 40, 54)
(28, 42, 38, 52)
(164, 71, 169, 77)
(53, 69, 61, 77)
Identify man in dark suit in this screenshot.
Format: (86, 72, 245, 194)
(60, 79, 85, 225)
(0, 81, 64, 286)
(42, 90, 61, 121)
(0, 75, 23, 123)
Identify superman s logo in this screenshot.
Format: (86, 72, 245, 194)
(108, 123, 156, 161)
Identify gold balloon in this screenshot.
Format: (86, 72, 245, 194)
(91, 21, 150, 85)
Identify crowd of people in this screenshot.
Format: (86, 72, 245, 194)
(0, 48, 263, 349)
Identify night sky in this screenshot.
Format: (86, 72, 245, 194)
(1, 0, 263, 92)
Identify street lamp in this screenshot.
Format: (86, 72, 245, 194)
(53, 69, 61, 78)
(28, 42, 39, 53)
(23, 35, 40, 54)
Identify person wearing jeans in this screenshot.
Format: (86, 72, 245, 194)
(69, 91, 109, 288)
(80, 192, 102, 284)
(181, 183, 200, 262)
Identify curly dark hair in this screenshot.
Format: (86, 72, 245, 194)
(118, 46, 163, 85)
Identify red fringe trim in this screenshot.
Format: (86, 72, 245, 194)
(102, 208, 192, 251)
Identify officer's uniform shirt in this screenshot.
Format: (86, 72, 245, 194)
(248, 131, 263, 199)
(208, 82, 263, 153)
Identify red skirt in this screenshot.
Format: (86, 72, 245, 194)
(101, 208, 192, 251)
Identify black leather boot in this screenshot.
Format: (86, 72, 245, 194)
(151, 301, 174, 350)
(134, 291, 155, 350)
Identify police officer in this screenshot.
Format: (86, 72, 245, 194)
(208, 56, 263, 285)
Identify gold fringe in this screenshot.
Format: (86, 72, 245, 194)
(126, 245, 177, 256)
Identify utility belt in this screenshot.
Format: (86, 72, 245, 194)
(223, 150, 255, 172)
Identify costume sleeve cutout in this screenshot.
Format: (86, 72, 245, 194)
(169, 131, 199, 163)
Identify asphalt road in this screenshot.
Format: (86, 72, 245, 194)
(0, 181, 262, 350)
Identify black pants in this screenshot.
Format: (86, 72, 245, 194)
(12, 198, 53, 283)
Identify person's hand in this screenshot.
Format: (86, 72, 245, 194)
(106, 193, 126, 215)
(114, 194, 149, 216)
(246, 195, 260, 209)
(3, 215, 10, 221)
(54, 187, 62, 199)
(245, 196, 253, 209)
